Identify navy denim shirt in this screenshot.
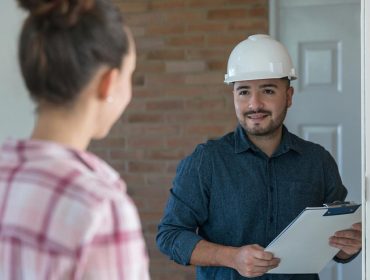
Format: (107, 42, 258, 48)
(157, 125, 347, 280)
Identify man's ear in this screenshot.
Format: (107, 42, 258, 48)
(287, 86, 294, 108)
(97, 68, 119, 101)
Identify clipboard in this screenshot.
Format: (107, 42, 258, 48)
(266, 202, 361, 274)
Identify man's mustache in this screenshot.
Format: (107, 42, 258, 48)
(244, 110, 272, 117)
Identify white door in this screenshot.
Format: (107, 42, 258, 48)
(362, 1, 370, 279)
(270, 0, 361, 280)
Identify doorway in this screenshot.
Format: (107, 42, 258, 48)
(270, 0, 362, 279)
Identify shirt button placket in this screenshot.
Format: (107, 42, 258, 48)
(268, 158, 276, 241)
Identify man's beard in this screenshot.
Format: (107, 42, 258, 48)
(240, 106, 288, 137)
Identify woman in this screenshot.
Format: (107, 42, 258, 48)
(0, 0, 149, 279)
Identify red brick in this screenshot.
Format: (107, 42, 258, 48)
(146, 100, 184, 111)
(145, 73, 186, 87)
(125, 13, 164, 26)
(165, 112, 202, 123)
(184, 124, 229, 135)
(130, 26, 145, 37)
(121, 174, 146, 186)
(132, 89, 158, 99)
(164, 10, 205, 23)
(128, 113, 166, 123)
(89, 137, 125, 148)
(147, 24, 185, 35)
(135, 36, 165, 51)
(126, 99, 146, 111)
(186, 49, 230, 60)
(187, 22, 228, 33)
(136, 61, 165, 73)
(166, 161, 180, 173)
(166, 136, 204, 149)
(125, 124, 181, 136)
(128, 161, 166, 173)
(207, 9, 248, 20)
(207, 33, 247, 46)
(165, 61, 206, 73)
(168, 35, 205, 47)
(187, 0, 226, 7)
(228, 19, 268, 31)
(118, 2, 149, 13)
(208, 60, 227, 71)
(145, 175, 174, 186)
(147, 50, 185, 60)
(146, 150, 185, 161)
(108, 161, 126, 173)
(161, 86, 210, 97)
(185, 97, 226, 110)
(127, 136, 165, 148)
(110, 150, 144, 160)
(248, 6, 268, 17)
(89, 149, 109, 159)
(149, 0, 185, 10)
(185, 72, 223, 85)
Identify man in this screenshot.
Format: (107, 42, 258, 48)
(156, 34, 361, 280)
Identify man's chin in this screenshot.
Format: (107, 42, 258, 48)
(243, 124, 281, 137)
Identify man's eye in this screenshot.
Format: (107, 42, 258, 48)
(239, 90, 249, 96)
(264, 89, 275, 94)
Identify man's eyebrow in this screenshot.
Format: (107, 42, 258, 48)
(235, 85, 250, 91)
(259, 84, 278, 88)
(236, 84, 279, 91)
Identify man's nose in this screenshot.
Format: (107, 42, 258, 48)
(248, 93, 263, 111)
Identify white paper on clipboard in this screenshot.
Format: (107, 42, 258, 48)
(266, 203, 361, 274)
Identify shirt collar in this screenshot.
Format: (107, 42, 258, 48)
(234, 124, 303, 156)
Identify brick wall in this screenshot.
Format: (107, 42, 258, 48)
(90, 1, 268, 279)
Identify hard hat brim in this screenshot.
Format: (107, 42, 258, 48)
(224, 72, 297, 85)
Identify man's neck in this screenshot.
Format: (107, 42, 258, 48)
(247, 127, 283, 157)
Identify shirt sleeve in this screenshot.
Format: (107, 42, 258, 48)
(156, 144, 211, 265)
(320, 150, 362, 264)
(76, 192, 150, 280)
(322, 149, 348, 204)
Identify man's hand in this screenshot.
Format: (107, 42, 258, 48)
(232, 244, 280, 278)
(329, 222, 362, 260)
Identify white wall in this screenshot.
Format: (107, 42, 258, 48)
(0, 0, 34, 143)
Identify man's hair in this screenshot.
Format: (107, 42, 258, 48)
(280, 77, 291, 88)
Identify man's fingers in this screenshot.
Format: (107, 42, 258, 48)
(352, 222, 362, 231)
(334, 230, 361, 240)
(252, 257, 280, 267)
(330, 236, 361, 246)
(244, 259, 280, 277)
(254, 250, 275, 261)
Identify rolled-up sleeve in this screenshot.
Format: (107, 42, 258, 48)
(156, 144, 211, 265)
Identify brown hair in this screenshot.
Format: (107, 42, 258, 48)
(17, 0, 129, 105)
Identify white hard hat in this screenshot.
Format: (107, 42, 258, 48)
(224, 34, 297, 84)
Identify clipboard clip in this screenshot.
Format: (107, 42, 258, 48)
(323, 201, 361, 216)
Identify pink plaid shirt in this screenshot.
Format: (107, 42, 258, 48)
(0, 139, 150, 279)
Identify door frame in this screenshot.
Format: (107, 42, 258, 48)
(269, 0, 366, 279)
(361, 0, 369, 279)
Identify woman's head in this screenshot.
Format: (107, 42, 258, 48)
(18, 0, 131, 104)
(18, 0, 136, 139)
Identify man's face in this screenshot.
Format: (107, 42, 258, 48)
(233, 78, 294, 137)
